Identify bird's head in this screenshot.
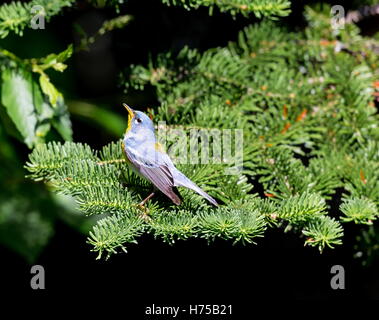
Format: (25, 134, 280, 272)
(123, 103, 155, 137)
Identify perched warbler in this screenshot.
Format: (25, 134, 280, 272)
(122, 103, 218, 207)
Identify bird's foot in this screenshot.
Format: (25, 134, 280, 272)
(134, 192, 155, 221)
(136, 203, 152, 222)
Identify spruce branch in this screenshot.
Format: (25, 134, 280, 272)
(343, 157, 379, 204)
(340, 197, 379, 225)
(55, 160, 121, 190)
(25, 142, 98, 181)
(0, 0, 74, 38)
(87, 212, 146, 260)
(24, 5, 379, 258)
(76, 15, 133, 52)
(98, 140, 127, 167)
(198, 208, 267, 244)
(119, 7, 379, 257)
(161, 0, 291, 18)
(302, 216, 344, 253)
(278, 192, 326, 224)
(149, 210, 199, 244)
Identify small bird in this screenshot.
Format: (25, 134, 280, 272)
(122, 103, 218, 207)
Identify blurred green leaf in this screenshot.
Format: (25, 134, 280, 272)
(37, 44, 73, 72)
(39, 73, 62, 107)
(32, 77, 54, 138)
(52, 98, 73, 141)
(68, 100, 126, 137)
(1, 68, 38, 148)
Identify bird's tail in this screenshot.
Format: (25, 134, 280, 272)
(174, 171, 218, 207)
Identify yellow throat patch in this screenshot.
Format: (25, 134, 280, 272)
(125, 113, 133, 134)
(123, 103, 135, 134)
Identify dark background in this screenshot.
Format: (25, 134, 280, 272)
(1, 0, 379, 308)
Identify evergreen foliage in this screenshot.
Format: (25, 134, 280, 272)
(24, 5, 379, 259)
(0, 0, 74, 38)
(161, 0, 291, 18)
(0, 0, 375, 262)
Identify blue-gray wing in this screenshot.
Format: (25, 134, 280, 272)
(124, 146, 181, 205)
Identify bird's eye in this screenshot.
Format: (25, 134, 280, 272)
(136, 118, 142, 124)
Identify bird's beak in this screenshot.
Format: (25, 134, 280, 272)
(123, 103, 135, 118)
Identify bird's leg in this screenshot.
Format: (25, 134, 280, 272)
(139, 192, 155, 206)
(137, 192, 155, 221)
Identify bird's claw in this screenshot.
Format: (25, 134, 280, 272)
(136, 203, 152, 222)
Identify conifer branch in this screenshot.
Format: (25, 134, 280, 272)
(0, 0, 74, 38)
(25, 5, 379, 259)
(161, 0, 291, 18)
(303, 216, 344, 252)
(340, 197, 379, 225)
(88, 212, 146, 260)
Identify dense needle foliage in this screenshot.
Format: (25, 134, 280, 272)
(1, 0, 379, 261)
